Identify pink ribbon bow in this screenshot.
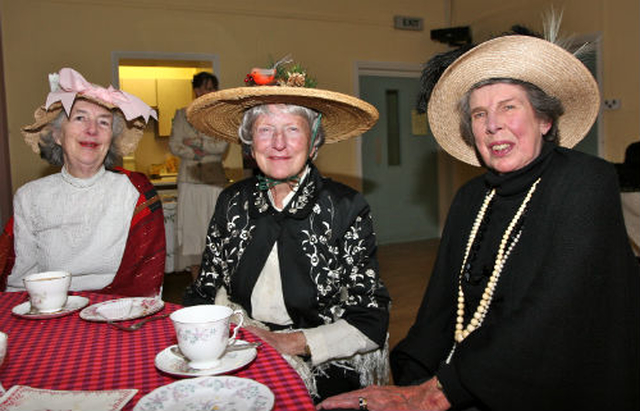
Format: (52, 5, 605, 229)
(45, 68, 157, 122)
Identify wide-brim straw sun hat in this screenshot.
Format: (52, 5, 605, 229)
(186, 86, 379, 144)
(22, 68, 157, 156)
(428, 35, 601, 167)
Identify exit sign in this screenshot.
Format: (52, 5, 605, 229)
(394, 16, 423, 31)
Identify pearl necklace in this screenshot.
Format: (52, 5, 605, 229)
(454, 177, 541, 344)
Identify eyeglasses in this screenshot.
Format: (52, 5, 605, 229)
(253, 125, 307, 141)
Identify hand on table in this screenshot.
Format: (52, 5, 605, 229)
(245, 325, 307, 357)
(316, 377, 451, 411)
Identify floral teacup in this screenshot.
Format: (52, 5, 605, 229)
(170, 305, 244, 369)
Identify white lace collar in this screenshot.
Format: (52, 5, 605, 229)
(61, 165, 107, 188)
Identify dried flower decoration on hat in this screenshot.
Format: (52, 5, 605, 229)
(244, 55, 318, 88)
(187, 57, 376, 145)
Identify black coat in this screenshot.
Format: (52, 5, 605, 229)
(185, 164, 390, 347)
(391, 144, 640, 410)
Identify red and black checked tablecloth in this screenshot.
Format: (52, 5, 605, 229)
(0, 292, 315, 411)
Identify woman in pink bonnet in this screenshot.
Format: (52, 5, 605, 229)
(2, 68, 165, 297)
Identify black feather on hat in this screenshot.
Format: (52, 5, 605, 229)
(416, 45, 473, 114)
(415, 25, 542, 114)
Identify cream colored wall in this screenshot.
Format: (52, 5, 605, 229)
(2, 0, 444, 193)
(3, 0, 638, 225)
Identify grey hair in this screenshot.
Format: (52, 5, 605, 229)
(238, 104, 326, 160)
(38, 107, 126, 168)
(458, 77, 565, 147)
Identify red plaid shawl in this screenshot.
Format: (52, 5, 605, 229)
(0, 168, 165, 296)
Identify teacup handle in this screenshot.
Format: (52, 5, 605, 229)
(228, 310, 244, 342)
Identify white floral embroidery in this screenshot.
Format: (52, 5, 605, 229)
(300, 200, 382, 325)
(198, 171, 384, 327)
(254, 189, 269, 213)
(289, 182, 315, 214)
(199, 191, 256, 289)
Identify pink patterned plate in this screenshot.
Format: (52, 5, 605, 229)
(80, 297, 164, 322)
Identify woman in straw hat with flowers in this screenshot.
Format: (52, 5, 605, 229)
(183, 65, 390, 402)
(318, 34, 639, 411)
(2, 67, 164, 297)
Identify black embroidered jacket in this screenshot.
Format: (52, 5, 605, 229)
(185, 164, 390, 347)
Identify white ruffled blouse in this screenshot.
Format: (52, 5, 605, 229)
(7, 166, 138, 292)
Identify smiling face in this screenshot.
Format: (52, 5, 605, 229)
(251, 105, 312, 181)
(469, 83, 552, 173)
(54, 99, 114, 178)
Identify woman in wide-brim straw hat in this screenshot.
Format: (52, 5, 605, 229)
(2, 67, 165, 297)
(183, 65, 391, 402)
(319, 34, 639, 411)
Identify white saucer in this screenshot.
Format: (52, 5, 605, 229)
(80, 297, 164, 322)
(133, 376, 274, 411)
(155, 340, 257, 377)
(11, 296, 90, 320)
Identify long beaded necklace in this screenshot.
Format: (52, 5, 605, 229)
(446, 177, 541, 363)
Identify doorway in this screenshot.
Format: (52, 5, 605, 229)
(358, 65, 440, 244)
(112, 52, 219, 177)
(112, 52, 220, 273)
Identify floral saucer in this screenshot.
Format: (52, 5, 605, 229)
(80, 297, 164, 322)
(133, 376, 274, 411)
(155, 340, 257, 377)
(11, 296, 90, 320)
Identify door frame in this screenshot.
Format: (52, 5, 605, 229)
(110, 51, 220, 87)
(570, 32, 604, 156)
(353, 61, 423, 180)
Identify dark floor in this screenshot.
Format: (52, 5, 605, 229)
(161, 238, 440, 350)
(376, 239, 438, 348)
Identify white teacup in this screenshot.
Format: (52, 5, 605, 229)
(23, 271, 71, 313)
(170, 305, 244, 370)
(0, 331, 7, 368)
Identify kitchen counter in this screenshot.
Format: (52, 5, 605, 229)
(150, 175, 177, 191)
